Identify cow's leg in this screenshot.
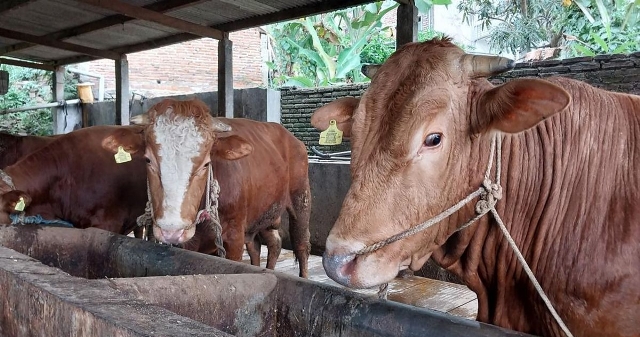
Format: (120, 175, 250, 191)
(261, 227, 282, 270)
(245, 235, 262, 266)
(223, 220, 246, 262)
(288, 187, 311, 278)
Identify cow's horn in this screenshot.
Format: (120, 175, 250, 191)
(361, 64, 382, 79)
(460, 54, 515, 78)
(212, 119, 232, 132)
(130, 113, 150, 125)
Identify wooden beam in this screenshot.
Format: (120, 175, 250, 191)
(396, 2, 418, 48)
(0, 27, 121, 60)
(0, 0, 36, 14)
(214, 0, 376, 32)
(0, 0, 204, 56)
(76, 0, 224, 40)
(53, 0, 379, 66)
(0, 57, 55, 71)
(115, 56, 130, 126)
(218, 34, 233, 119)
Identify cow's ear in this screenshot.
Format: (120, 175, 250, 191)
(0, 190, 32, 214)
(213, 135, 253, 160)
(311, 97, 359, 138)
(473, 78, 571, 134)
(101, 127, 146, 155)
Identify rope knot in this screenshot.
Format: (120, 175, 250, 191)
(476, 179, 502, 215)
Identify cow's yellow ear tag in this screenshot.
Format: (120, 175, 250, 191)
(319, 120, 343, 145)
(114, 146, 132, 164)
(14, 197, 25, 212)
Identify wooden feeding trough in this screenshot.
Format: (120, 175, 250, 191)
(0, 226, 532, 337)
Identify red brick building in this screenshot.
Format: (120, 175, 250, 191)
(77, 28, 266, 98)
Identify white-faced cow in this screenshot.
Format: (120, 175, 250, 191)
(314, 37, 639, 336)
(102, 98, 311, 277)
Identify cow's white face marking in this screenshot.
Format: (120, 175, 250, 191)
(152, 113, 204, 231)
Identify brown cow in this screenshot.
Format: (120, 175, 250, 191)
(0, 125, 148, 234)
(315, 37, 640, 336)
(0, 132, 57, 168)
(102, 99, 311, 277)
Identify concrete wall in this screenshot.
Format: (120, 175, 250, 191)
(84, 87, 280, 125)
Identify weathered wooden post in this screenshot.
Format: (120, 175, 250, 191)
(396, 1, 419, 48)
(115, 54, 130, 125)
(218, 33, 233, 118)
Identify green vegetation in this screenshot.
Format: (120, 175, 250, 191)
(265, 0, 452, 88)
(457, 0, 639, 58)
(0, 65, 79, 136)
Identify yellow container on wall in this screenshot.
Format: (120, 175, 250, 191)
(76, 82, 94, 103)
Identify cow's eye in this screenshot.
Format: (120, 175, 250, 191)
(203, 162, 210, 167)
(424, 133, 442, 148)
(144, 157, 151, 164)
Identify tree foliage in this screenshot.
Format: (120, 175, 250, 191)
(0, 65, 79, 136)
(457, 0, 639, 58)
(265, 0, 452, 87)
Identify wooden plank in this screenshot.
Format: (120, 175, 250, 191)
(0, 27, 121, 60)
(115, 56, 130, 125)
(396, 2, 418, 48)
(77, 0, 224, 40)
(241, 246, 478, 319)
(387, 277, 478, 313)
(0, 0, 35, 14)
(218, 35, 233, 118)
(0, 0, 205, 56)
(0, 57, 54, 71)
(447, 299, 479, 320)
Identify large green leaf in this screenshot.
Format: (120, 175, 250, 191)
(572, 43, 596, 56)
(301, 18, 337, 78)
(283, 76, 314, 87)
(590, 31, 608, 51)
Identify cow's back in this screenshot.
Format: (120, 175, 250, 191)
(213, 118, 308, 230)
(5, 125, 147, 234)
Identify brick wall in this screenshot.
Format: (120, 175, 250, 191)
(282, 53, 640, 152)
(77, 28, 264, 98)
(280, 83, 369, 154)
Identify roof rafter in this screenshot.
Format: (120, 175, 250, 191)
(0, 0, 205, 56)
(53, 0, 377, 66)
(0, 57, 55, 71)
(0, 27, 121, 60)
(75, 0, 224, 40)
(0, 0, 36, 14)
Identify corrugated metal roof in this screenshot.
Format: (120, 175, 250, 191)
(0, 0, 376, 68)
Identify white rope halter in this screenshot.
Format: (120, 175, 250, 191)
(137, 164, 226, 258)
(365, 134, 574, 337)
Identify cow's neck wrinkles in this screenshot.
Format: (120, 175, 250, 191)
(433, 77, 640, 333)
(152, 114, 205, 230)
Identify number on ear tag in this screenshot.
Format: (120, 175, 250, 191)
(14, 197, 25, 212)
(319, 120, 343, 145)
(114, 146, 132, 164)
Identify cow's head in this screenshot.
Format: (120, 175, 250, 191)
(315, 37, 570, 288)
(102, 99, 253, 244)
(0, 189, 31, 224)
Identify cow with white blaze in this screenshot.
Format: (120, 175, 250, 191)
(102, 98, 311, 277)
(313, 37, 640, 336)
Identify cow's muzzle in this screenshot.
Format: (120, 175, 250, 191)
(322, 251, 357, 287)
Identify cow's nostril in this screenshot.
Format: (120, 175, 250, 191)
(323, 251, 357, 287)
